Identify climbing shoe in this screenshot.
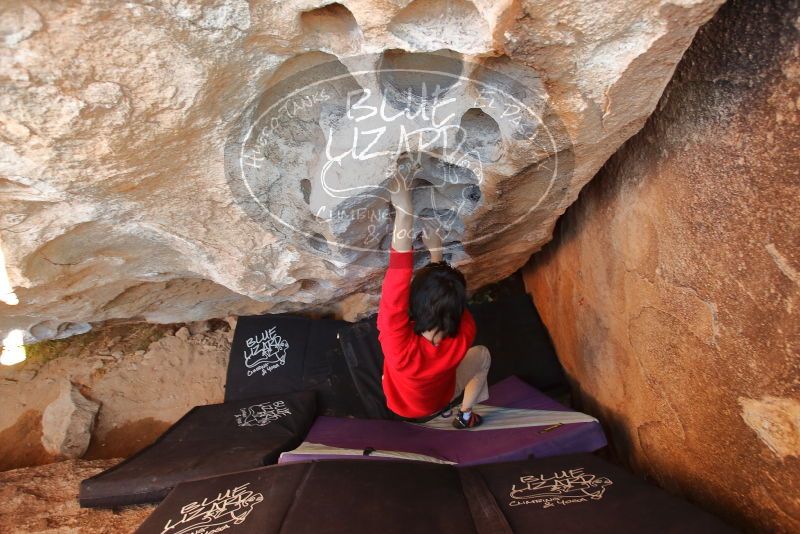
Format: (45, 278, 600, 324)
(452, 410, 483, 429)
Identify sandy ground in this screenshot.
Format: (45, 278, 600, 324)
(0, 459, 153, 533)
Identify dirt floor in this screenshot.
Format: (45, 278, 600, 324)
(0, 459, 154, 533)
(0, 320, 232, 472)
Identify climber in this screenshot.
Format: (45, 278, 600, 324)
(377, 174, 491, 429)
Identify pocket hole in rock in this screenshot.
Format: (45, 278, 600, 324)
(378, 49, 463, 111)
(300, 3, 360, 40)
(457, 108, 503, 162)
(300, 179, 312, 204)
(309, 233, 331, 254)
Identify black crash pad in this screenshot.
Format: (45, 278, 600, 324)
(136, 454, 734, 534)
(338, 316, 395, 419)
(225, 314, 364, 417)
(79, 391, 316, 508)
(469, 292, 566, 395)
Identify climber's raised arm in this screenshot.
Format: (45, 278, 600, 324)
(390, 176, 414, 253)
(421, 220, 444, 263)
(377, 175, 415, 367)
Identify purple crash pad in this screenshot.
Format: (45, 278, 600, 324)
(279, 376, 606, 466)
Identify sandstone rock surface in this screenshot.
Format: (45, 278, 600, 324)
(41, 381, 100, 459)
(0, 0, 722, 341)
(523, 0, 800, 531)
(0, 458, 153, 533)
(0, 321, 230, 471)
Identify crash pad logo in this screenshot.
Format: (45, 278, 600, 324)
(243, 326, 289, 376)
(509, 468, 613, 509)
(235, 400, 292, 427)
(160, 483, 264, 534)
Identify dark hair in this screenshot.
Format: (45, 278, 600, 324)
(409, 262, 467, 338)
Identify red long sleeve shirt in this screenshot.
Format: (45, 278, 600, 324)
(377, 247, 476, 418)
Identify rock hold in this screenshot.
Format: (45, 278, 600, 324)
(41, 382, 100, 459)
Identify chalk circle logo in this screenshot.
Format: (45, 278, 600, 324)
(160, 483, 264, 534)
(509, 467, 613, 509)
(227, 51, 572, 264)
(243, 326, 289, 377)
